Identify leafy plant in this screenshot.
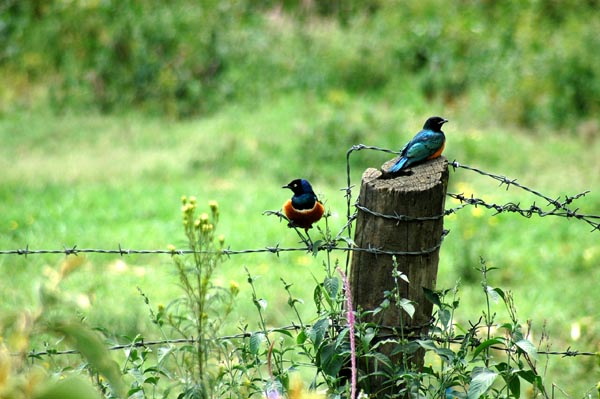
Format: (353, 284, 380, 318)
(157, 197, 239, 398)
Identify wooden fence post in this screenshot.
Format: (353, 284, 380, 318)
(349, 156, 449, 396)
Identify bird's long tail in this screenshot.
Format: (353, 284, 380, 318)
(388, 157, 408, 173)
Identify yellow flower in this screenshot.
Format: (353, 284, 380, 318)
(229, 280, 239, 295)
(181, 203, 195, 213)
(167, 244, 176, 253)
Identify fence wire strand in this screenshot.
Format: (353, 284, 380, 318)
(3, 153, 599, 258)
(22, 329, 597, 360)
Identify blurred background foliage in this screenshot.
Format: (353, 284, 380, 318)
(1, 0, 599, 127)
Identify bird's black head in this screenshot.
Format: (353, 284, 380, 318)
(283, 178, 314, 196)
(423, 116, 448, 132)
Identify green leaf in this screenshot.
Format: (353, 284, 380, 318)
(516, 369, 537, 384)
(296, 329, 308, 345)
(335, 327, 349, 348)
(313, 284, 323, 311)
(516, 369, 544, 390)
(157, 346, 175, 363)
(312, 240, 323, 256)
(273, 328, 293, 338)
(287, 297, 304, 307)
(319, 342, 345, 377)
(511, 327, 525, 342)
(396, 271, 409, 284)
(423, 287, 442, 307)
(257, 298, 268, 310)
(508, 374, 521, 399)
(308, 318, 329, 347)
(416, 339, 439, 351)
(471, 337, 505, 360)
(340, 236, 355, 247)
(51, 322, 126, 398)
(363, 352, 393, 369)
(249, 332, 265, 355)
(435, 348, 456, 362)
(398, 298, 415, 318)
(360, 327, 376, 350)
(34, 376, 102, 399)
(376, 298, 391, 312)
(467, 367, 497, 399)
(515, 339, 538, 360)
(144, 376, 160, 385)
(485, 286, 505, 304)
(498, 322, 515, 333)
(415, 339, 455, 361)
(324, 276, 340, 299)
(439, 308, 451, 328)
(390, 341, 421, 356)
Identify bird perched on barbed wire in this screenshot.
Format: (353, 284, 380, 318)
(282, 179, 324, 232)
(387, 116, 448, 173)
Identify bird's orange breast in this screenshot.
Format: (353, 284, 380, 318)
(283, 199, 325, 229)
(427, 140, 446, 160)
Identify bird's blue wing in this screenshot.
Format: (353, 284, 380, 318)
(403, 130, 444, 161)
(389, 130, 444, 172)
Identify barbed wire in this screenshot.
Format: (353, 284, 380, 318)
(2, 154, 599, 258)
(0, 240, 447, 258)
(23, 327, 597, 359)
(26, 325, 304, 358)
(449, 161, 600, 232)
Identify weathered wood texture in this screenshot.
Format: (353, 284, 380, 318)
(350, 156, 449, 393)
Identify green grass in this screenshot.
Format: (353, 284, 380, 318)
(1, 93, 600, 395)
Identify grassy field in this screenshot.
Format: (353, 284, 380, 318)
(2, 91, 600, 395)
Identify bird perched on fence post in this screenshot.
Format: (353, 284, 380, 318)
(282, 179, 324, 232)
(387, 116, 448, 173)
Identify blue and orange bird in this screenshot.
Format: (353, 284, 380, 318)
(282, 179, 325, 231)
(388, 116, 448, 173)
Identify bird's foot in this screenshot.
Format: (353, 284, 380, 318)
(380, 168, 413, 179)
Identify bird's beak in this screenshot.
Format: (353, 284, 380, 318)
(282, 184, 290, 189)
(443, 118, 449, 123)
